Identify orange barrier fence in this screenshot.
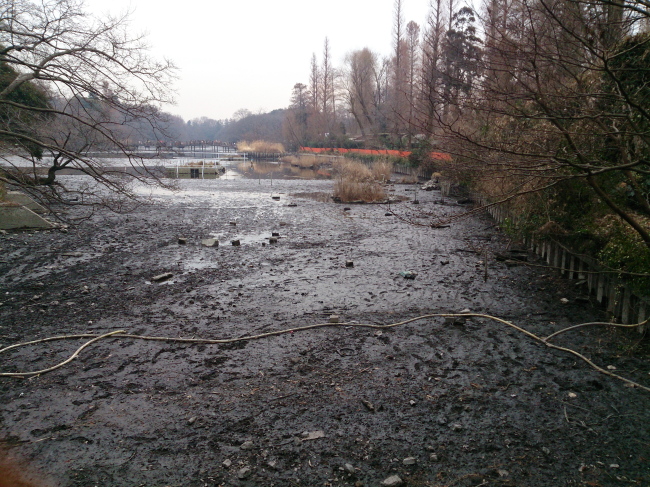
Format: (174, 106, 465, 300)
(299, 147, 451, 161)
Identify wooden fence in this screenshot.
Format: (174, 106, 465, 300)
(472, 193, 648, 329)
(393, 163, 434, 180)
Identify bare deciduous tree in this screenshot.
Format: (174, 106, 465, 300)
(343, 48, 379, 139)
(0, 0, 176, 216)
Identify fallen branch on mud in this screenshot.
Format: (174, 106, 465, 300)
(0, 314, 648, 392)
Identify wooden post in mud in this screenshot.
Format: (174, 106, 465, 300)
(607, 279, 618, 314)
(638, 302, 647, 333)
(597, 274, 606, 303)
(621, 287, 631, 324)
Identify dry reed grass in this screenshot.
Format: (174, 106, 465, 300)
(334, 180, 386, 202)
(237, 140, 285, 153)
(333, 160, 373, 181)
(332, 159, 387, 202)
(371, 159, 393, 182)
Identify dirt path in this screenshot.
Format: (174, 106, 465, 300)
(1, 178, 649, 486)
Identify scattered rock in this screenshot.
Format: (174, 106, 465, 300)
(343, 207, 351, 211)
(229, 221, 237, 226)
(440, 260, 450, 265)
(560, 297, 569, 304)
(451, 423, 463, 431)
(269, 237, 278, 244)
(329, 315, 341, 323)
(607, 365, 617, 370)
(381, 475, 404, 486)
(344, 463, 355, 474)
(403, 457, 417, 465)
(409, 399, 417, 407)
(187, 416, 196, 425)
(201, 238, 218, 248)
(610, 464, 620, 469)
(272, 232, 280, 237)
(430, 453, 439, 461)
(231, 240, 241, 246)
(498, 469, 509, 477)
(151, 272, 173, 282)
(178, 237, 187, 244)
(568, 392, 577, 398)
(287, 203, 298, 207)
(302, 430, 325, 441)
(361, 399, 375, 412)
(272, 196, 281, 200)
(237, 466, 252, 479)
(240, 440, 254, 450)
(399, 271, 418, 279)
(346, 260, 354, 268)
(222, 459, 232, 468)
(422, 180, 440, 191)
(385, 212, 392, 216)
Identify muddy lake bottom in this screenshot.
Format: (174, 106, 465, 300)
(0, 178, 649, 487)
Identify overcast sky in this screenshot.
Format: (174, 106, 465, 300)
(84, 0, 435, 122)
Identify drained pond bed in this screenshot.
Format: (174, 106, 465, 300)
(0, 178, 649, 487)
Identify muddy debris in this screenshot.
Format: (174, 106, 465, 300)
(151, 272, 173, 282)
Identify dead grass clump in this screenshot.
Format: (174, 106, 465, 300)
(371, 159, 393, 182)
(332, 159, 386, 202)
(237, 140, 285, 153)
(333, 160, 373, 181)
(334, 179, 386, 202)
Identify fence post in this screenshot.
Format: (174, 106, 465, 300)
(597, 274, 606, 303)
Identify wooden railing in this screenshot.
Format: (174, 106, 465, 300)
(472, 192, 648, 329)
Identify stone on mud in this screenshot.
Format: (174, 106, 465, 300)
(151, 272, 173, 282)
(240, 440, 254, 450)
(403, 457, 417, 465)
(237, 466, 252, 479)
(302, 430, 325, 441)
(201, 238, 218, 248)
(231, 239, 241, 246)
(399, 271, 417, 279)
(381, 475, 404, 486)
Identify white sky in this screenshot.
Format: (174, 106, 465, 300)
(84, 0, 433, 121)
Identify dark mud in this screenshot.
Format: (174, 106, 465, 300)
(0, 178, 649, 487)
